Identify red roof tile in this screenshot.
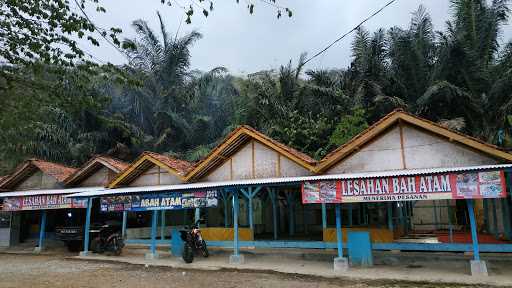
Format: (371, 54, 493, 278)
(64, 155, 129, 186)
(30, 159, 77, 182)
(144, 152, 194, 176)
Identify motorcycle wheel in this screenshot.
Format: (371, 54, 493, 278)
(200, 240, 209, 258)
(182, 243, 194, 263)
(106, 235, 123, 256)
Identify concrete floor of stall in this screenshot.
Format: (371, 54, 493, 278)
(69, 244, 512, 287)
(3, 240, 512, 286)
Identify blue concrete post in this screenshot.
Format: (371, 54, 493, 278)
(467, 199, 480, 261)
(505, 171, 512, 240)
(492, 199, 499, 239)
(248, 189, 254, 230)
(321, 203, 327, 229)
(195, 208, 200, 224)
(286, 192, 295, 236)
(269, 188, 278, 240)
(81, 197, 93, 256)
(447, 200, 453, 243)
(387, 202, 393, 231)
(483, 199, 489, 232)
(229, 189, 244, 264)
(233, 191, 239, 256)
(122, 211, 127, 239)
(149, 210, 158, 258)
(37, 210, 46, 252)
(161, 210, 166, 240)
(335, 204, 343, 258)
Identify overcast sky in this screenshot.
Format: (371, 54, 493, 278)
(81, 0, 512, 75)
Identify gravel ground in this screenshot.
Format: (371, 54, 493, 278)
(0, 254, 493, 288)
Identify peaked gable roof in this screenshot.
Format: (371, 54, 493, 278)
(185, 125, 316, 181)
(0, 159, 77, 190)
(317, 109, 512, 172)
(64, 155, 129, 187)
(108, 151, 194, 188)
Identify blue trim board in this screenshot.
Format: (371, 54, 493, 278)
(124, 239, 512, 252)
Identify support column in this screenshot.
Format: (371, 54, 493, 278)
(145, 210, 159, 260)
(195, 208, 200, 224)
(269, 188, 278, 240)
(467, 199, 487, 276)
(34, 210, 46, 253)
(161, 210, 166, 240)
(483, 199, 489, 232)
(503, 172, 512, 240)
(229, 189, 244, 264)
(492, 199, 499, 239)
(321, 203, 327, 229)
(285, 192, 295, 236)
(122, 211, 127, 239)
(221, 190, 229, 228)
(387, 202, 393, 231)
(447, 200, 453, 243)
(334, 204, 348, 272)
(80, 197, 93, 257)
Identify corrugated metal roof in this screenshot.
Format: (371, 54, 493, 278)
(66, 164, 512, 198)
(0, 186, 105, 198)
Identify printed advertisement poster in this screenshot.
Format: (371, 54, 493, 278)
(100, 190, 219, 212)
(302, 181, 341, 204)
(301, 170, 507, 204)
(2, 195, 88, 211)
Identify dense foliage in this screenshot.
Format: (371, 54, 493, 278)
(1, 0, 512, 173)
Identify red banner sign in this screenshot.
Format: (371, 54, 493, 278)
(302, 170, 507, 204)
(2, 195, 88, 211)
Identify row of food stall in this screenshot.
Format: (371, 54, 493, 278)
(1, 110, 512, 276)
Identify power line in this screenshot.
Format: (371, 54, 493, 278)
(72, 0, 129, 61)
(302, 0, 398, 67)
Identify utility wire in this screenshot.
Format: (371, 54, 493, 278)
(72, 0, 129, 60)
(302, 0, 398, 66)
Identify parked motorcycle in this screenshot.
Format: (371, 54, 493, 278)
(89, 220, 124, 256)
(180, 220, 208, 263)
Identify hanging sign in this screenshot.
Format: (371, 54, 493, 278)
(302, 170, 506, 204)
(2, 195, 88, 211)
(100, 190, 219, 212)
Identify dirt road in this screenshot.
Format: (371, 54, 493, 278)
(0, 254, 488, 288)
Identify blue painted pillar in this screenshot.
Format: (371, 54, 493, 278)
(248, 190, 254, 230)
(503, 173, 512, 240)
(150, 210, 158, 255)
(467, 199, 480, 261)
(483, 199, 489, 232)
(233, 190, 240, 256)
(122, 211, 127, 239)
(269, 188, 278, 240)
(286, 192, 295, 236)
(38, 210, 47, 250)
(447, 200, 453, 243)
(161, 210, 166, 240)
(387, 202, 393, 231)
(82, 197, 93, 256)
(195, 208, 200, 224)
(491, 199, 499, 239)
(335, 204, 343, 258)
(321, 203, 327, 230)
